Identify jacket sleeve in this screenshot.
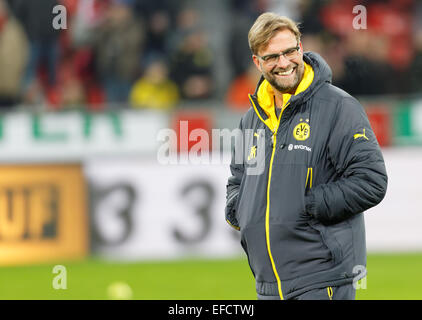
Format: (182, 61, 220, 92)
(305, 96, 388, 225)
(225, 118, 245, 231)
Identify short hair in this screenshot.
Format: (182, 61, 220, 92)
(248, 13, 301, 55)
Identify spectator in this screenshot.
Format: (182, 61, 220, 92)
(228, 0, 270, 77)
(169, 26, 214, 100)
(410, 25, 422, 94)
(132, 0, 178, 22)
(13, 0, 61, 104)
(70, 0, 109, 48)
(53, 51, 86, 109)
(143, 10, 172, 63)
(93, 0, 144, 105)
(132, 0, 179, 61)
(297, 0, 325, 35)
(60, 77, 86, 108)
(166, 7, 201, 63)
(338, 31, 396, 96)
(129, 58, 179, 110)
(0, 0, 28, 109)
(268, 0, 299, 20)
(225, 63, 260, 111)
(60, 0, 109, 110)
(317, 0, 414, 95)
(227, 12, 255, 78)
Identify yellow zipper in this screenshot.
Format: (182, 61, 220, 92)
(305, 167, 313, 189)
(265, 130, 284, 299)
(249, 94, 293, 300)
(249, 94, 290, 300)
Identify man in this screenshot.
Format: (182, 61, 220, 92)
(225, 13, 388, 300)
(0, 0, 27, 108)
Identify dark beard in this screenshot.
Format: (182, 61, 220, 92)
(264, 62, 305, 94)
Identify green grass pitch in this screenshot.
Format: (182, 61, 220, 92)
(0, 253, 421, 300)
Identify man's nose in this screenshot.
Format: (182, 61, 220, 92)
(275, 54, 291, 69)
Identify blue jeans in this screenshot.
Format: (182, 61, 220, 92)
(102, 77, 132, 106)
(22, 39, 60, 90)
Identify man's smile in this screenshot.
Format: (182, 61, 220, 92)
(272, 66, 296, 77)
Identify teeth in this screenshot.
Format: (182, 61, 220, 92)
(276, 69, 294, 76)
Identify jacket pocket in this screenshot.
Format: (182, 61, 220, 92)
(226, 173, 248, 230)
(307, 219, 343, 266)
(300, 167, 313, 220)
(304, 168, 347, 266)
(240, 225, 276, 283)
(305, 167, 313, 192)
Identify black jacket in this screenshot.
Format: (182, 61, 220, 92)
(12, 0, 60, 41)
(225, 52, 388, 299)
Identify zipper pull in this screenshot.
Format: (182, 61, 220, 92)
(271, 125, 278, 147)
(271, 131, 276, 147)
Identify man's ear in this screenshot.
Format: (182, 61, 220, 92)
(252, 55, 262, 72)
(299, 42, 303, 54)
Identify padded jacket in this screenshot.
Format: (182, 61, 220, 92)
(225, 52, 388, 299)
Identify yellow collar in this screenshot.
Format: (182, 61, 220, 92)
(256, 62, 314, 131)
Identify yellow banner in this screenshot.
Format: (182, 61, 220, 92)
(0, 164, 88, 265)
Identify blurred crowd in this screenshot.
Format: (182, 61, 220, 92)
(226, 0, 422, 110)
(0, 0, 213, 110)
(0, 0, 420, 111)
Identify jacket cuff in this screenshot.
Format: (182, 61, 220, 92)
(225, 195, 240, 231)
(304, 192, 317, 218)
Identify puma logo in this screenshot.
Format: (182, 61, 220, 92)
(248, 145, 257, 161)
(354, 128, 369, 141)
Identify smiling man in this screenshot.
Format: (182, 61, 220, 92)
(252, 29, 304, 94)
(225, 13, 388, 300)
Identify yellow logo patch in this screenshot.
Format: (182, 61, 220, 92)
(293, 122, 310, 141)
(247, 145, 257, 161)
(354, 128, 369, 140)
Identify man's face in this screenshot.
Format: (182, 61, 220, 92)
(253, 29, 304, 94)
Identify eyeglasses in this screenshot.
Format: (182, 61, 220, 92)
(256, 45, 300, 67)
